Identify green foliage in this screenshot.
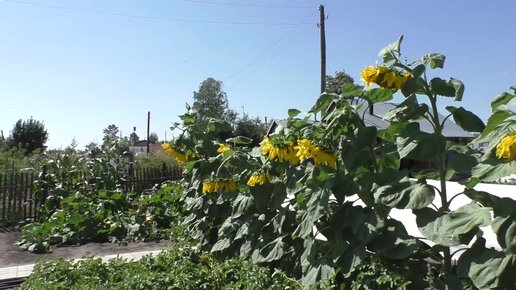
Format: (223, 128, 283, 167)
(234, 114, 266, 146)
(0, 147, 43, 174)
(6, 117, 48, 155)
(325, 70, 356, 94)
(16, 182, 185, 253)
(20, 240, 300, 290)
(133, 150, 178, 170)
(192, 78, 232, 123)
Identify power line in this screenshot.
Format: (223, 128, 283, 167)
(0, 0, 315, 26)
(229, 25, 314, 87)
(179, 0, 316, 9)
(224, 9, 316, 83)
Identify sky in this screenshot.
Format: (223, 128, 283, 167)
(0, 0, 515, 149)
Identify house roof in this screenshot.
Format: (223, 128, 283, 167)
(357, 102, 474, 138)
(266, 101, 474, 139)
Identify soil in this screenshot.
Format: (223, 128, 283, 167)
(0, 229, 173, 268)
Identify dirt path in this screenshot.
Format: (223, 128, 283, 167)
(0, 230, 173, 268)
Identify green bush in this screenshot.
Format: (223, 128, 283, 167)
(20, 240, 300, 290)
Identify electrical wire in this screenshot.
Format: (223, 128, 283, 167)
(224, 9, 316, 83)
(178, 0, 316, 9)
(229, 24, 314, 87)
(0, 0, 315, 26)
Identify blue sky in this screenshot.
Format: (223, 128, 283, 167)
(1, 0, 515, 149)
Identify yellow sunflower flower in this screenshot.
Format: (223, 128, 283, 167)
(295, 139, 316, 160)
(162, 143, 187, 164)
(260, 137, 299, 165)
(313, 149, 337, 169)
(217, 143, 230, 154)
(247, 173, 272, 187)
(496, 134, 516, 161)
(202, 180, 237, 194)
(360, 65, 410, 91)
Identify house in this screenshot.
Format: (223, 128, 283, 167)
(129, 140, 163, 155)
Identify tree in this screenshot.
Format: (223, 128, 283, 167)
(149, 132, 159, 143)
(6, 118, 48, 154)
(192, 78, 231, 122)
(129, 132, 139, 145)
(234, 114, 265, 146)
(325, 70, 355, 94)
(102, 124, 119, 145)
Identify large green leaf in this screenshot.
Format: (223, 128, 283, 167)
(430, 77, 464, 100)
(415, 203, 492, 246)
(445, 106, 485, 133)
(384, 95, 429, 122)
(374, 181, 435, 209)
(211, 237, 231, 252)
(310, 93, 335, 114)
(225, 136, 253, 145)
(333, 242, 366, 277)
(422, 52, 446, 69)
(491, 91, 515, 111)
(258, 236, 288, 262)
(477, 110, 515, 139)
(355, 126, 378, 149)
(457, 237, 516, 289)
(470, 160, 516, 183)
(288, 108, 301, 118)
(232, 194, 254, 218)
(293, 188, 331, 238)
(372, 219, 422, 259)
(396, 131, 444, 161)
(492, 217, 516, 253)
(301, 238, 335, 286)
(378, 35, 403, 63)
(363, 88, 394, 104)
(341, 83, 364, 98)
(331, 204, 385, 244)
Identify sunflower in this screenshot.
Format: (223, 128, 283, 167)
(496, 134, 516, 161)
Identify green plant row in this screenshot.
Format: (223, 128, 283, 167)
(16, 182, 185, 253)
(163, 37, 516, 289)
(19, 239, 300, 290)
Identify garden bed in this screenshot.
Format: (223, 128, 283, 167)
(0, 231, 172, 268)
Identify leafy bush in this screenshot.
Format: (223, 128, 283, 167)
(20, 240, 300, 290)
(16, 182, 185, 253)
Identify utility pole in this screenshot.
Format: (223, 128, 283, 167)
(146, 111, 150, 154)
(319, 4, 326, 94)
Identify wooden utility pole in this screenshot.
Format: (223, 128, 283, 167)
(319, 4, 326, 94)
(146, 111, 150, 153)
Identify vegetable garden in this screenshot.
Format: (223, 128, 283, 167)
(18, 37, 516, 289)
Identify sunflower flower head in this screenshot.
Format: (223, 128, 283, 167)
(313, 149, 338, 169)
(247, 172, 272, 187)
(360, 65, 410, 91)
(217, 143, 230, 154)
(162, 143, 188, 164)
(496, 134, 516, 161)
(295, 139, 316, 160)
(202, 179, 237, 195)
(260, 137, 299, 165)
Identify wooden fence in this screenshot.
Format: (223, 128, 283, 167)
(0, 165, 182, 225)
